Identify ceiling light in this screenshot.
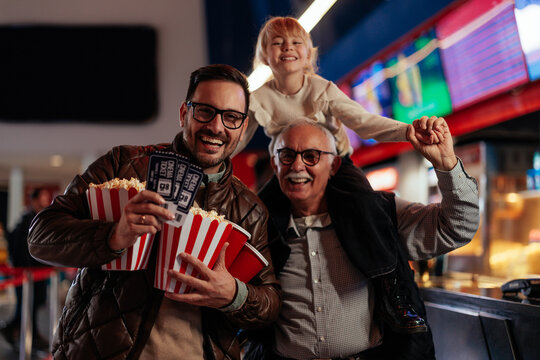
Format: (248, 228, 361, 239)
(248, 66, 273, 93)
(50, 155, 64, 167)
(298, 0, 338, 32)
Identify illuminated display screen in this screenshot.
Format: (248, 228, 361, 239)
(336, 82, 369, 149)
(351, 61, 393, 118)
(345, 61, 393, 148)
(385, 29, 452, 123)
(366, 166, 398, 191)
(515, 0, 540, 81)
(436, 0, 529, 110)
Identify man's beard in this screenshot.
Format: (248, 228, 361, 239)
(183, 129, 240, 170)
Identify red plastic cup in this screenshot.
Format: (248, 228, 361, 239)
(86, 187, 155, 271)
(228, 242, 269, 283)
(154, 212, 233, 294)
(224, 223, 251, 269)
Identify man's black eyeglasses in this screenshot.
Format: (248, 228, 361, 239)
(186, 101, 247, 130)
(276, 148, 336, 166)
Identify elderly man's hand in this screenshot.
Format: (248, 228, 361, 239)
(164, 243, 237, 308)
(109, 190, 174, 251)
(407, 116, 458, 171)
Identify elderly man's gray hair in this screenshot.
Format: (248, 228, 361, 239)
(272, 117, 338, 154)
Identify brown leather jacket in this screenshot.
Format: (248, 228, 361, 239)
(28, 133, 281, 360)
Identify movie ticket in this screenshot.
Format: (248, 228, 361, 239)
(146, 153, 178, 201)
(147, 151, 202, 226)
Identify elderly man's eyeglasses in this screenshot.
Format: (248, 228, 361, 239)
(276, 148, 336, 167)
(186, 101, 247, 130)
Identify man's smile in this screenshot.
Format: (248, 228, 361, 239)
(285, 172, 313, 185)
(200, 135, 224, 146)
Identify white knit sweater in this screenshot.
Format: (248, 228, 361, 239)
(237, 74, 408, 156)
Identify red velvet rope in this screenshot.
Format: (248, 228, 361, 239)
(0, 265, 75, 291)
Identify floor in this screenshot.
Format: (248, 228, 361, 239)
(0, 287, 53, 360)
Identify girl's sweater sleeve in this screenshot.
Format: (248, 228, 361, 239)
(326, 81, 408, 142)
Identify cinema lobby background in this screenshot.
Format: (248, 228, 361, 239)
(0, 0, 539, 359)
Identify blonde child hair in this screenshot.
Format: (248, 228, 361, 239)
(253, 16, 319, 75)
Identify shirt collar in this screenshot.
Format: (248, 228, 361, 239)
(205, 164, 226, 183)
(270, 74, 308, 97)
(286, 212, 332, 238)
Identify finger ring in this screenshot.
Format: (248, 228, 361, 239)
(141, 215, 146, 225)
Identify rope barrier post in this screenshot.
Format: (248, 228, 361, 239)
(19, 270, 33, 360)
(48, 269, 59, 351)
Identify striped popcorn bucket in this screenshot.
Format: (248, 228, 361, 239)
(86, 187, 155, 271)
(154, 212, 233, 294)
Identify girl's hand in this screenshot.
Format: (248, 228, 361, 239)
(412, 116, 446, 145)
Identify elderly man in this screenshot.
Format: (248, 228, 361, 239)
(249, 117, 479, 359)
(28, 64, 280, 360)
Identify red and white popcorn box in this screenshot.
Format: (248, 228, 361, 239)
(154, 211, 233, 294)
(86, 186, 155, 271)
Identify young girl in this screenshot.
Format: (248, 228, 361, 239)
(240, 16, 444, 337)
(236, 16, 442, 167)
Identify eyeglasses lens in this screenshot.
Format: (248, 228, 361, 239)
(302, 150, 319, 166)
(192, 103, 244, 129)
(279, 149, 320, 166)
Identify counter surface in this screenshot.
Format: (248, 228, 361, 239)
(419, 280, 540, 360)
